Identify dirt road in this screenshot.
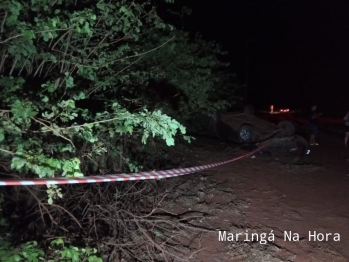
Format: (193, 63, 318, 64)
(168, 130, 349, 261)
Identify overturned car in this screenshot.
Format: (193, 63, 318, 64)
(211, 106, 310, 164)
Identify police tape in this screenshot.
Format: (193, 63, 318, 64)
(0, 133, 280, 186)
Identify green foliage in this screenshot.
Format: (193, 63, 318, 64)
(0, 241, 44, 262)
(145, 30, 237, 120)
(0, 239, 102, 262)
(0, 0, 240, 190)
(47, 185, 63, 205)
(0, 0, 240, 260)
(0, 0, 192, 182)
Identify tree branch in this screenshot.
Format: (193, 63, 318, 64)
(31, 117, 76, 148)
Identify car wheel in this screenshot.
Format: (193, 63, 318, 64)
(293, 135, 309, 164)
(239, 124, 254, 143)
(271, 135, 309, 164)
(277, 120, 295, 137)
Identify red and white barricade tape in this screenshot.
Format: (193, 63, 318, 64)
(0, 136, 277, 186)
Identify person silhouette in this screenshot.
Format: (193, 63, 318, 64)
(309, 105, 322, 146)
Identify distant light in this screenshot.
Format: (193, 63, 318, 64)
(279, 108, 290, 113)
(270, 105, 274, 113)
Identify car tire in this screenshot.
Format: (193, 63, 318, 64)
(244, 105, 255, 115)
(294, 135, 309, 164)
(277, 120, 295, 137)
(269, 135, 309, 165)
(239, 124, 254, 143)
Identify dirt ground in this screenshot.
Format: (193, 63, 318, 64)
(165, 130, 349, 262)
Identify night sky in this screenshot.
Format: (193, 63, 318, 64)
(158, 0, 349, 113)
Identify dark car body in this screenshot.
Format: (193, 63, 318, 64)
(212, 110, 309, 163)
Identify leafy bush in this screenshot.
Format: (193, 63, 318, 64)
(0, 0, 240, 260)
(0, 0, 238, 181)
(0, 239, 102, 262)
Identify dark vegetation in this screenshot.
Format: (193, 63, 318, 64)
(0, 0, 241, 261)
